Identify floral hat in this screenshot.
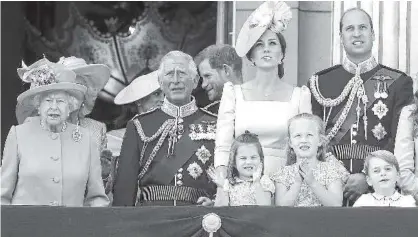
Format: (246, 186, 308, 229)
(16, 58, 87, 124)
(57, 56, 110, 117)
(235, 1, 292, 57)
(114, 70, 160, 105)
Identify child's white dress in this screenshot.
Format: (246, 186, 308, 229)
(353, 192, 416, 207)
(224, 175, 275, 206)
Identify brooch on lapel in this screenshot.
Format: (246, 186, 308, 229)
(372, 123, 387, 141)
(187, 162, 203, 180)
(189, 121, 216, 140)
(372, 100, 389, 120)
(195, 145, 211, 165)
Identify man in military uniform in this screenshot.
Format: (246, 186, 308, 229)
(194, 44, 242, 116)
(113, 51, 217, 206)
(308, 8, 413, 204)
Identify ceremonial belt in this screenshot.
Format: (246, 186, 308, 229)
(138, 185, 208, 203)
(331, 144, 380, 160)
(331, 67, 401, 145)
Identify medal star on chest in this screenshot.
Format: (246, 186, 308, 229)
(372, 100, 389, 120)
(372, 123, 387, 140)
(195, 145, 211, 164)
(187, 162, 203, 179)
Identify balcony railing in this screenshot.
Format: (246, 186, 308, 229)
(2, 205, 417, 237)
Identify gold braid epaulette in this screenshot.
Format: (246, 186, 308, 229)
(131, 107, 159, 121)
(200, 108, 217, 117)
(202, 100, 219, 117)
(133, 118, 176, 180)
(309, 74, 364, 142)
(309, 74, 356, 107)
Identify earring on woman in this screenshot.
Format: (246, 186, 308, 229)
(251, 61, 256, 67)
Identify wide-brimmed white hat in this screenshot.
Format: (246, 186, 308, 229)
(57, 56, 110, 116)
(16, 58, 87, 124)
(235, 1, 292, 57)
(114, 70, 160, 105)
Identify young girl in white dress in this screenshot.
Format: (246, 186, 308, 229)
(272, 113, 349, 207)
(353, 150, 416, 207)
(208, 131, 275, 206)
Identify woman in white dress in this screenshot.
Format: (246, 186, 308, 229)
(214, 1, 311, 176)
(394, 88, 418, 201)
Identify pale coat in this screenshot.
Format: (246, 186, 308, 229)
(394, 104, 418, 195)
(1, 116, 109, 206)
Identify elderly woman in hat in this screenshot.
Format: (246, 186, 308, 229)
(214, 1, 312, 177)
(1, 58, 109, 206)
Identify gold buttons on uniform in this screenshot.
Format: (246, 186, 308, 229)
(176, 168, 183, 186)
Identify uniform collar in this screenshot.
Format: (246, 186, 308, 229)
(342, 56, 378, 75)
(371, 191, 401, 202)
(161, 97, 198, 118)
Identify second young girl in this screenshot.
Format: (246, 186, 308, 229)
(272, 113, 349, 207)
(208, 131, 275, 206)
